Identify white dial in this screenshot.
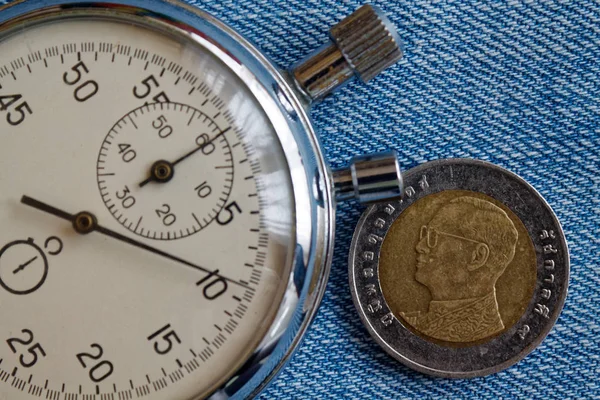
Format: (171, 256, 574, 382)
(0, 12, 295, 400)
(98, 103, 234, 240)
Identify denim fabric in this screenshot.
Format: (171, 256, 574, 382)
(3, 0, 598, 398)
(187, 1, 599, 399)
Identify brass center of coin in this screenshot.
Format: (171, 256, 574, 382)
(379, 190, 536, 347)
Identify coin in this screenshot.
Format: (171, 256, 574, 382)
(349, 159, 569, 378)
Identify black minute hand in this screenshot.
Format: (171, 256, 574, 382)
(138, 126, 232, 188)
(172, 126, 231, 166)
(20, 195, 251, 290)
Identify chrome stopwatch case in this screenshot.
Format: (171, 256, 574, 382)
(0, 1, 403, 398)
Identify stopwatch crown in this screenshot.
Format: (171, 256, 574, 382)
(330, 4, 404, 83)
(291, 4, 403, 102)
(333, 151, 404, 204)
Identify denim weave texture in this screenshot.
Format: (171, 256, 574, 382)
(2, 0, 598, 398)
(184, 1, 599, 398)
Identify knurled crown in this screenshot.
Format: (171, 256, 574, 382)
(330, 4, 403, 82)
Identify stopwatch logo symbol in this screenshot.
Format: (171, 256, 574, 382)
(0, 237, 63, 295)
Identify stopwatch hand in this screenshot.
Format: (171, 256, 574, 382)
(19, 195, 252, 290)
(138, 126, 231, 188)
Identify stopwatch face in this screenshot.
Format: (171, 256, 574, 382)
(0, 9, 297, 400)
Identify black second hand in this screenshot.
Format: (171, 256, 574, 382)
(20, 195, 252, 291)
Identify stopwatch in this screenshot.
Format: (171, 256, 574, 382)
(0, 1, 403, 399)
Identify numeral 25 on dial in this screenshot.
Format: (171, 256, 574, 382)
(6, 329, 47, 368)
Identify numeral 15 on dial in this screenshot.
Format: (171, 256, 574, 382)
(147, 324, 181, 355)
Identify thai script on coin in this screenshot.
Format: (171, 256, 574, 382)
(349, 159, 569, 377)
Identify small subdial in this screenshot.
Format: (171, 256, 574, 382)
(97, 102, 234, 240)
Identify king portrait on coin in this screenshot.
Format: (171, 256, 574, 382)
(404, 196, 517, 342)
(380, 190, 537, 347)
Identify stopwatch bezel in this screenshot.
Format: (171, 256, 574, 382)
(0, 1, 335, 399)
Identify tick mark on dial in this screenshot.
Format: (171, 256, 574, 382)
(187, 111, 197, 126)
(192, 213, 201, 226)
(135, 216, 143, 231)
(128, 115, 138, 129)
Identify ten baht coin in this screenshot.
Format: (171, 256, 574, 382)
(349, 158, 569, 378)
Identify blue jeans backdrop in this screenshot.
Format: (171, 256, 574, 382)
(3, 0, 597, 398)
(191, 1, 597, 398)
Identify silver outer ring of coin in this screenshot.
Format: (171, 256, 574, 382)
(348, 158, 569, 378)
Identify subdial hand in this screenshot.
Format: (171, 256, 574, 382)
(138, 126, 231, 188)
(20, 195, 251, 290)
(13, 256, 38, 275)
